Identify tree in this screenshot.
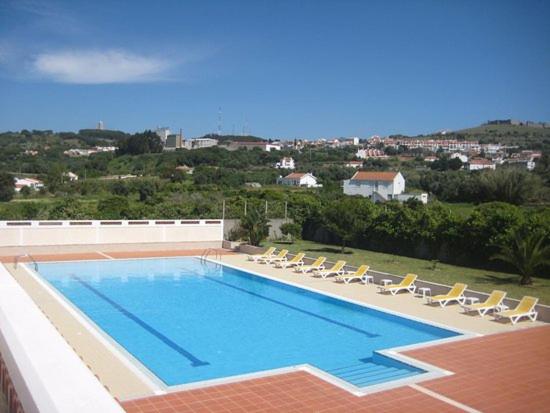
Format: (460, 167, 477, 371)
(97, 196, 131, 219)
(280, 222, 301, 242)
(0, 172, 15, 201)
(116, 130, 163, 155)
(490, 230, 550, 285)
(322, 197, 370, 252)
(239, 207, 270, 246)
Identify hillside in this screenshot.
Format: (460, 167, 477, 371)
(411, 123, 550, 150)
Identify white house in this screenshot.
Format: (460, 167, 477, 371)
(343, 171, 405, 199)
(276, 157, 295, 169)
(345, 160, 363, 168)
(343, 171, 427, 204)
(356, 148, 388, 159)
(63, 172, 79, 182)
(450, 152, 468, 163)
(468, 158, 496, 171)
(14, 177, 44, 192)
(278, 172, 321, 188)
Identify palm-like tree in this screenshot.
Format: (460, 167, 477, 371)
(490, 230, 550, 285)
(239, 208, 270, 246)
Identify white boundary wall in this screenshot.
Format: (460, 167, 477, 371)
(0, 265, 124, 413)
(0, 220, 224, 247)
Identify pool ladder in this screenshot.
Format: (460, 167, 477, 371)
(200, 248, 221, 266)
(14, 253, 39, 271)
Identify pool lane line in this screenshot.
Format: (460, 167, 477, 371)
(203, 276, 380, 338)
(97, 251, 115, 259)
(409, 384, 481, 413)
(70, 275, 210, 368)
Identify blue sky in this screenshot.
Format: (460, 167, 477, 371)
(0, 0, 549, 138)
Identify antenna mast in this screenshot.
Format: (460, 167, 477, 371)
(217, 107, 222, 135)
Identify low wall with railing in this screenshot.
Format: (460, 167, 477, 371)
(237, 244, 550, 323)
(0, 220, 224, 247)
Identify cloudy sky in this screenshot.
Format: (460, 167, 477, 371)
(0, 0, 549, 138)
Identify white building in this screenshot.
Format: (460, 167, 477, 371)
(276, 157, 295, 169)
(468, 158, 496, 171)
(356, 148, 388, 159)
(14, 177, 44, 192)
(450, 153, 468, 163)
(63, 172, 79, 182)
(343, 171, 427, 204)
(227, 141, 281, 152)
(278, 172, 321, 188)
(345, 160, 363, 168)
(184, 138, 218, 150)
(155, 127, 171, 144)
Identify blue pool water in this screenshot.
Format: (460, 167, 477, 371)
(36, 258, 458, 388)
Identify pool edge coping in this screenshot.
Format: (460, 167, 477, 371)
(21, 256, 480, 399)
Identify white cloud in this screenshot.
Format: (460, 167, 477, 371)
(33, 50, 172, 84)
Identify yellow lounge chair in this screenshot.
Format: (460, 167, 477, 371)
(275, 252, 305, 268)
(296, 256, 326, 274)
(316, 260, 346, 278)
(259, 249, 288, 264)
(495, 296, 538, 324)
(429, 283, 467, 307)
(377, 273, 417, 295)
(247, 247, 276, 262)
(335, 265, 370, 284)
(462, 290, 506, 317)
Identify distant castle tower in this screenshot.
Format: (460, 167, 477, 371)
(97, 120, 104, 130)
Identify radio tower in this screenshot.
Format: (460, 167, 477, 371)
(217, 107, 222, 135)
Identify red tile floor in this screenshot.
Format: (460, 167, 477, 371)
(122, 326, 550, 413)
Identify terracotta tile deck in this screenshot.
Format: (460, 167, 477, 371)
(0, 248, 234, 263)
(121, 326, 550, 413)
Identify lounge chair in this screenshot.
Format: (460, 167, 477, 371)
(247, 247, 276, 262)
(377, 273, 417, 295)
(462, 290, 506, 316)
(259, 249, 288, 264)
(315, 260, 346, 279)
(274, 252, 305, 268)
(295, 257, 326, 274)
(495, 296, 538, 324)
(335, 265, 370, 284)
(429, 283, 468, 307)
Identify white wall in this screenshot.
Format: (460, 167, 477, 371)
(0, 265, 125, 413)
(0, 220, 224, 247)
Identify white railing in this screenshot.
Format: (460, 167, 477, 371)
(0, 219, 224, 247)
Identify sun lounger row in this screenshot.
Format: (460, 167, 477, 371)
(246, 248, 539, 324)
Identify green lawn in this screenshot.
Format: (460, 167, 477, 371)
(264, 239, 550, 305)
(439, 202, 476, 218)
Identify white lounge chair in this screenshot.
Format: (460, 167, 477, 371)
(274, 252, 305, 268)
(429, 283, 468, 307)
(462, 290, 506, 317)
(377, 273, 417, 295)
(494, 296, 538, 324)
(295, 257, 326, 274)
(247, 247, 276, 262)
(315, 260, 346, 279)
(334, 265, 370, 284)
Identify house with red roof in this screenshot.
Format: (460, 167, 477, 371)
(468, 158, 496, 171)
(343, 171, 427, 203)
(278, 172, 321, 188)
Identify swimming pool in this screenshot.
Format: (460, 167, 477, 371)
(35, 257, 460, 390)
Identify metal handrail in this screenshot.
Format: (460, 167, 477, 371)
(200, 248, 221, 266)
(14, 253, 39, 271)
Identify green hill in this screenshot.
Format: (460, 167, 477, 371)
(413, 123, 550, 151)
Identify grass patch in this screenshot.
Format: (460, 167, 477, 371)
(264, 239, 550, 305)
